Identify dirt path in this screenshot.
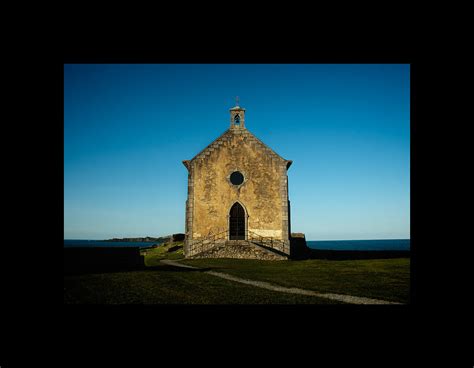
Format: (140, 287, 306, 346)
(160, 259, 402, 305)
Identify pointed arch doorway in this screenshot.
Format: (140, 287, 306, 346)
(229, 202, 246, 240)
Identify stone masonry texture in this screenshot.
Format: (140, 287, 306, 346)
(183, 107, 292, 259)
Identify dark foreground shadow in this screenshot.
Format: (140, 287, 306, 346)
(64, 247, 145, 275)
(289, 234, 410, 260)
(64, 247, 216, 275)
(145, 265, 213, 273)
(308, 249, 410, 260)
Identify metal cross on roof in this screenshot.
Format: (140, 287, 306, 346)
(236, 96, 239, 106)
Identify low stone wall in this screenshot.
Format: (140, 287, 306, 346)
(190, 241, 287, 260)
(289, 233, 311, 259)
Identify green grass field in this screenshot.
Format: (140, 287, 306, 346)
(64, 242, 410, 304)
(181, 257, 410, 303)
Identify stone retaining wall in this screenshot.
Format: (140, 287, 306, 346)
(190, 241, 287, 261)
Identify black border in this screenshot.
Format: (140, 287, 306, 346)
(25, 44, 463, 366)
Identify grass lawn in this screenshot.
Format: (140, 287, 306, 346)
(142, 241, 186, 265)
(180, 257, 410, 303)
(64, 241, 409, 304)
(64, 265, 343, 304)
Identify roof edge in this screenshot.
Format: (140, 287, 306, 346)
(245, 128, 289, 162)
(187, 128, 232, 163)
(183, 128, 291, 167)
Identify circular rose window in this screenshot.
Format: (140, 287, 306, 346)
(230, 171, 244, 185)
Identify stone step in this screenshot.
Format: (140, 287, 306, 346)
(225, 240, 250, 246)
(191, 240, 288, 260)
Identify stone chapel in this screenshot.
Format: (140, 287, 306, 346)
(182, 102, 293, 260)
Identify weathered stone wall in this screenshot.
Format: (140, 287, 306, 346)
(188, 128, 289, 251)
(183, 104, 294, 259)
(190, 241, 287, 261)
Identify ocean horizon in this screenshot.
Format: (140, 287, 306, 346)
(306, 239, 410, 251)
(64, 238, 410, 251)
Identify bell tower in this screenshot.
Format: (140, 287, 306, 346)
(230, 96, 245, 129)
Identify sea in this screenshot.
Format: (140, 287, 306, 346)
(306, 239, 410, 251)
(64, 238, 410, 251)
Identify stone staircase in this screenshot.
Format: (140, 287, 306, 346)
(189, 240, 288, 260)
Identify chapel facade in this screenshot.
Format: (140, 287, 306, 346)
(182, 102, 292, 260)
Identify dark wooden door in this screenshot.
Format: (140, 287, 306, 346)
(229, 203, 245, 240)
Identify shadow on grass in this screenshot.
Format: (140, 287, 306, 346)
(144, 264, 213, 273)
(64, 263, 214, 276)
(308, 249, 410, 260)
(64, 247, 146, 275)
(167, 245, 183, 253)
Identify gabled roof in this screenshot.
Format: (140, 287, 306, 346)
(183, 128, 292, 170)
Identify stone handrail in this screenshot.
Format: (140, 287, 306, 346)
(189, 230, 287, 256)
(189, 230, 229, 255)
(247, 230, 286, 251)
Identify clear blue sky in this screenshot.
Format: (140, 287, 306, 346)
(64, 64, 410, 240)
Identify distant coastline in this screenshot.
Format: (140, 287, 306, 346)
(100, 236, 169, 243)
(64, 233, 186, 247)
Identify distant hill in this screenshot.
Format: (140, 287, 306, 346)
(101, 234, 184, 243)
